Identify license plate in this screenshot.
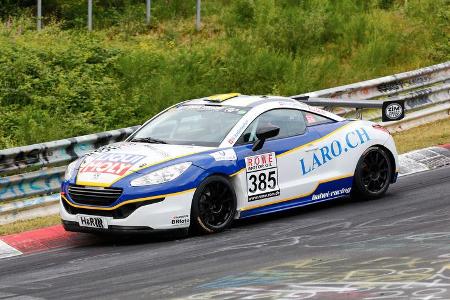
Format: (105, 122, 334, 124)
(77, 215, 108, 229)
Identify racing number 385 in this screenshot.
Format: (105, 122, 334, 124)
(245, 152, 280, 202)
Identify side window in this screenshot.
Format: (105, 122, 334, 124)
(304, 112, 335, 126)
(237, 109, 306, 144)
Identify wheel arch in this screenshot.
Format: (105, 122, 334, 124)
(372, 144, 397, 183)
(189, 172, 238, 234)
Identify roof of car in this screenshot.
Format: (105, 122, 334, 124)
(184, 93, 309, 109)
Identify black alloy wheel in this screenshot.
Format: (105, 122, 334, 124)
(191, 175, 237, 234)
(352, 147, 392, 200)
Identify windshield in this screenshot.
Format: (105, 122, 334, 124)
(131, 105, 249, 147)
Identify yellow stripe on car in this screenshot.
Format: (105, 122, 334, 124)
(206, 93, 241, 102)
(230, 122, 355, 177)
(75, 151, 201, 187)
(61, 188, 196, 211)
(278, 122, 354, 158)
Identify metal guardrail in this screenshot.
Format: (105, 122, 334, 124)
(0, 126, 138, 174)
(0, 127, 138, 214)
(0, 62, 449, 223)
(295, 62, 449, 100)
(384, 102, 450, 133)
(0, 166, 65, 202)
(294, 61, 450, 120)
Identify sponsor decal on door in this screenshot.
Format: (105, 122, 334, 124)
(245, 152, 280, 201)
(299, 127, 371, 175)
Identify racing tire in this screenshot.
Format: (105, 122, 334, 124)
(190, 175, 237, 234)
(351, 146, 392, 200)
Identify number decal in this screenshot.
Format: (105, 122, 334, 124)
(258, 173, 267, 191)
(245, 152, 280, 201)
(248, 174, 257, 193)
(267, 170, 276, 189)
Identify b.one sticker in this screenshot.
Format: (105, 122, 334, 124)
(245, 152, 280, 201)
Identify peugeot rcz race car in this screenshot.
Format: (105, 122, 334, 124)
(61, 93, 402, 234)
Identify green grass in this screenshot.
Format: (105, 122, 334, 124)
(0, 0, 449, 148)
(393, 117, 450, 154)
(0, 214, 60, 236)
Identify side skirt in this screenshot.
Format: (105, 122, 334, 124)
(238, 176, 353, 218)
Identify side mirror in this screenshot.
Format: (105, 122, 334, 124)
(252, 126, 280, 151)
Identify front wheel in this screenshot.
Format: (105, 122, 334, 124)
(352, 147, 392, 200)
(190, 175, 237, 234)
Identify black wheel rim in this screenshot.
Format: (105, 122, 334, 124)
(198, 182, 234, 229)
(361, 150, 390, 193)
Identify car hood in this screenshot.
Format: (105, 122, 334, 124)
(75, 142, 213, 186)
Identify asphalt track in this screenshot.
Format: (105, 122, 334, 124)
(1, 167, 450, 300)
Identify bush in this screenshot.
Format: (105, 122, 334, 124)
(0, 27, 130, 147)
(0, 0, 448, 148)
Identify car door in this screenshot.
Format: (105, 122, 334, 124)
(299, 111, 358, 195)
(233, 108, 322, 216)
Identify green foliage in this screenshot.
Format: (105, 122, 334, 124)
(0, 0, 448, 149)
(0, 1, 34, 17)
(0, 28, 129, 147)
(378, 0, 395, 10)
(228, 0, 256, 25)
(405, 0, 450, 61)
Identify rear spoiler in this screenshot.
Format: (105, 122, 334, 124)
(292, 96, 405, 122)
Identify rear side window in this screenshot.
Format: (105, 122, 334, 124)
(304, 112, 335, 126)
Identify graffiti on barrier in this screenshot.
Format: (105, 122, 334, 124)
(0, 127, 137, 173)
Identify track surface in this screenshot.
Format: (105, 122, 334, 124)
(1, 167, 450, 300)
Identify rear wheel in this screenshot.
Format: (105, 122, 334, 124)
(352, 147, 392, 200)
(191, 175, 237, 234)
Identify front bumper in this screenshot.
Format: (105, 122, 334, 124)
(59, 189, 195, 232)
(62, 220, 155, 234)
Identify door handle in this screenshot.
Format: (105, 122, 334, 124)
(305, 145, 318, 152)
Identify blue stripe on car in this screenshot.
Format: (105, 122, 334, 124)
(239, 175, 353, 218)
(62, 120, 353, 208)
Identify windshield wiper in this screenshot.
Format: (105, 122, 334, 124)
(131, 137, 168, 144)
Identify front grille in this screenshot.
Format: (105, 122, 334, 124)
(62, 197, 164, 219)
(68, 185, 123, 206)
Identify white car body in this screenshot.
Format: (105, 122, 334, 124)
(60, 94, 399, 233)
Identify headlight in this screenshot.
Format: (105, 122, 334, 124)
(130, 162, 192, 187)
(64, 160, 78, 180)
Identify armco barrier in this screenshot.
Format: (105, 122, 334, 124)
(0, 166, 65, 202)
(0, 126, 139, 174)
(294, 61, 450, 120)
(0, 126, 138, 215)
(295, 61, 449, 100)
(383, 102, 450, 133)
(0, 62, 449, 224)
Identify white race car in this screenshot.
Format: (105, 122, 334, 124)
(61, 93, 401, 234)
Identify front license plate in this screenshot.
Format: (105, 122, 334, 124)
(77, 214, 108, 229)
